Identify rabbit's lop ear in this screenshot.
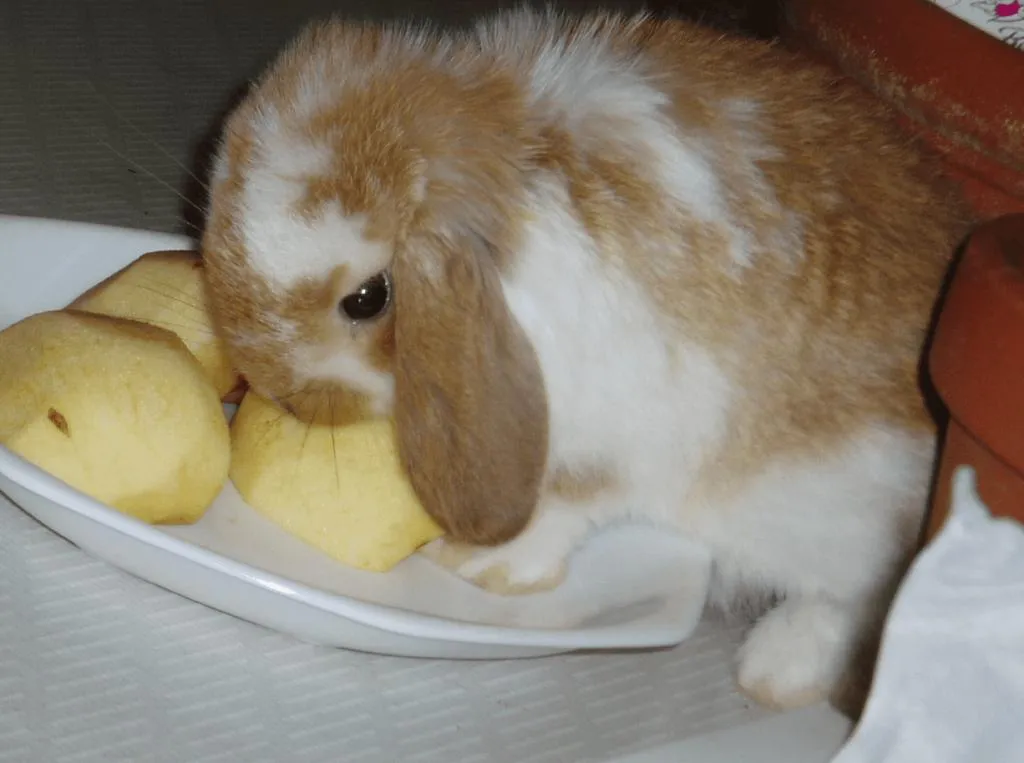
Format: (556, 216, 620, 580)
(392, 229, 549, 546)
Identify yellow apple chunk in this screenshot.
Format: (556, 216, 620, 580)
(230, 392, 444, 572)
(0, 310, 231, 524)
(71, 250, 240, 397)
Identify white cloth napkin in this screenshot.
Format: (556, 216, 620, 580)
(832, 467, 1024, 763)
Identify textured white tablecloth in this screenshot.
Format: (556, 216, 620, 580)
(0, 492, 775, 762)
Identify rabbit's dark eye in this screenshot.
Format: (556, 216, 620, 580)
(340, 271, 391, 322)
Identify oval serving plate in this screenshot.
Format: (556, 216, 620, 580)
(0, 215, 711, 659)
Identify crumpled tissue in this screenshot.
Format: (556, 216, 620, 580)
(832, 467, 1024, 763)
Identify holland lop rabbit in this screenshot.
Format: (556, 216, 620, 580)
(201, 8, 970, 708)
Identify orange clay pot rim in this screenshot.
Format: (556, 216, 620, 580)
(962, 234, 1024, 317)
(928, 214, 1024, 469)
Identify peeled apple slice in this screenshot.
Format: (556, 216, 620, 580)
(229, 391, 444, 572)
(71, 250, 240, 397)
(0, 310, 231, 524)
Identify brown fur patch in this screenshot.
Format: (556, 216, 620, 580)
(393, 228, 549, 546)
(276, 266, 347, 343)
(366, 312, 396, 373)
(548, 464, 616, 503)
(199, 100, 292, 398)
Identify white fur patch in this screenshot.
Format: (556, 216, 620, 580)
(455, 505, 591, 590)
(697, 427, 932, 706)
(238, 150, 392, 290)
(493, 14, 732, 238)
(439, 173, 733, 600)
(719, 99, 804, 271)
(291, 346, 395, 415)
(696, 425, 934, 606)
(502, 177, 734, 527)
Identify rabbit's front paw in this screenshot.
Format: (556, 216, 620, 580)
(421, 507, 589, 595)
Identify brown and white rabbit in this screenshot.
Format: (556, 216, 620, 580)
(200, 7, 971, 708)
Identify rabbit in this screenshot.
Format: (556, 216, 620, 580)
(199, 7, 972, 709)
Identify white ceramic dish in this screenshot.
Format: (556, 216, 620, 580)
(0, 215, 711, 659)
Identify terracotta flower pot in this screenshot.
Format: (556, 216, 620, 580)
(780, 0, 1024, 220)
(927, 213, 1024, 540)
